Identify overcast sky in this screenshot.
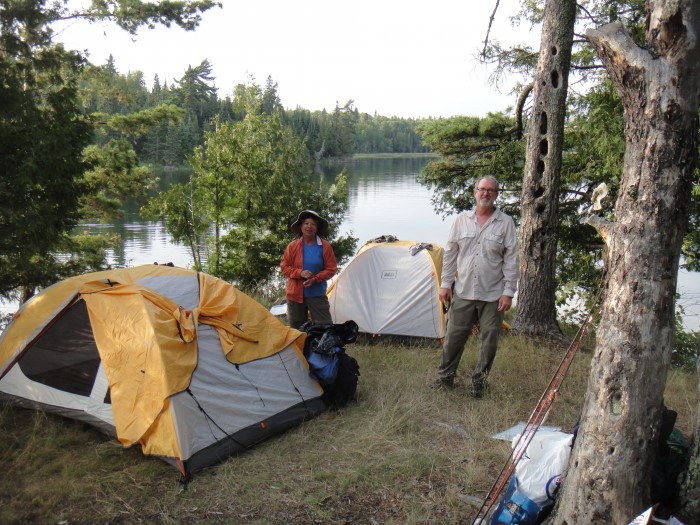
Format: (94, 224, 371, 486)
(53, 0, 539, 119)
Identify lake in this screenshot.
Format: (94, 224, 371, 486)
(72, 157, 452, 269)
(3, 156, 699, 330)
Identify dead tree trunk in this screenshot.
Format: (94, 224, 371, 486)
(512, 0, 576, 338)
(553, 3, 700, 523)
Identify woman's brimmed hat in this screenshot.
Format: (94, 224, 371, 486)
(291, 210, 329, 237)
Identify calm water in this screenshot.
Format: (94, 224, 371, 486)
(3, 156, 699, 330)
(76, 157, 453, 268)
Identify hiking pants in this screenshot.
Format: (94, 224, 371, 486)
(287, 296, 333, 329)
(437, 296, 503, 386)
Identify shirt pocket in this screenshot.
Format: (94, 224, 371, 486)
(457, 231, 477, 252)
(483, 232, 505, 260)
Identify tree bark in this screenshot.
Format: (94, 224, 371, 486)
(512, 0, 576, 338)
(554, 2, 700, 523)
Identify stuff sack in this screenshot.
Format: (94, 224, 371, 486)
(306, 346, 340, 384)
(300, 321, 360, 409)
(489, 477, 551, 525)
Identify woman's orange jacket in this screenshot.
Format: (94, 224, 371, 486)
(280, 237, 338, 303)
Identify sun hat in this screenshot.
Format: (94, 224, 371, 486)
(291, 210, 329, 237)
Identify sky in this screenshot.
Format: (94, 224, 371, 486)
(53, 0, 539, 119)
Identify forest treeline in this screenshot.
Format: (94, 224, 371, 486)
(84, 57, 431, 165)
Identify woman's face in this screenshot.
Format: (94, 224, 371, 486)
(301, 218, 318, 237)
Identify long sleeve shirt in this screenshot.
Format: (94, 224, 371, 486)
(440, 208, 519, 302)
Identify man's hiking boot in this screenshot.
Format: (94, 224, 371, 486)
(430, 377, 455, 390)
(469, 381, 488, 399)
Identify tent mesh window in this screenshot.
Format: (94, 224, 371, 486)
(18, 299, 102, 397)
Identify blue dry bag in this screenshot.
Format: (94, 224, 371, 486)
(306, 346, 340, 384)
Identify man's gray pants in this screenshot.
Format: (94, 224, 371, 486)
(437, 296, 503, 387)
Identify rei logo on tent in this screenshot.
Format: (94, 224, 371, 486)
(381, 270, 398, 279)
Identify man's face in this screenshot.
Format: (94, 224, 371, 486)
(474, 180, 498, 207)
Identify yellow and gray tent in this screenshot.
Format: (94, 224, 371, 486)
(0, 265, 326, 475)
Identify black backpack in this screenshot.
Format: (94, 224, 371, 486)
(299, 321, 361, 409)
(322, 352, 360, 408)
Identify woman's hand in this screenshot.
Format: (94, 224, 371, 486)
(300, 269, 313, 280)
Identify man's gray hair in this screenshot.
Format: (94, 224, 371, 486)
(477, 175, 499, 191)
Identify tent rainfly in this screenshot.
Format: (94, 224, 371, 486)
(327, 239, 445, 339)
(0, 265, 326, 476)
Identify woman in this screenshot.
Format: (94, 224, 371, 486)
(280, 210, 338, 328)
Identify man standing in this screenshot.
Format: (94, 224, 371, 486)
(432, 175, 519, 397)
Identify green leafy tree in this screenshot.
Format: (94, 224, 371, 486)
(214, 86, 356, 288)
(52, 0, 221, 32)
(160, 59, 219, 163)
(144, 81, 356, 292)
(0, 1, 92, 300)
(0, 0, 220, 300)
(319, 100, 358, 158)
(417, 113, 522, 217)
(83, 104, 184, 220)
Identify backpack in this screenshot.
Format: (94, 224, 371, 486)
(322, 352, 360, 409)
(299, 321, 360, 409)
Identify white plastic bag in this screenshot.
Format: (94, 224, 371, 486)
(512, 430, 573, 505)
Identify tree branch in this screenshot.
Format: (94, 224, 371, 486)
(586, 22, 648, 72)
(515, 82, 534, 140)
(481, 0, 502, 60)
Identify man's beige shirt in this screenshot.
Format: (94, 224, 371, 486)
(440, 208, 519, 301)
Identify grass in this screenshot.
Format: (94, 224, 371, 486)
(1, 333, 696, 524)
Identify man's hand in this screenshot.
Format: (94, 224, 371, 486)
(300, 269, 313, 280)
(498, 295, 512, 312)
(438, 287, 452, 303)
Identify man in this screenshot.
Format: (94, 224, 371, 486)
(432, 175, 518, 397)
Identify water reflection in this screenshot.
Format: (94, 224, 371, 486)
(317, 156, 451, 246)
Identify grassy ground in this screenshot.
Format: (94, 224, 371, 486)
(1, 332, 696, 525)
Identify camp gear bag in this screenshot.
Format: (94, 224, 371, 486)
(299, 321, 360, 408)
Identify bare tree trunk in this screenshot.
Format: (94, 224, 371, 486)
(554, 3, 700, 523)
(512, 0, 576, 338)
(19, 286, 34, 305)
(678, 336, 700, 522)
